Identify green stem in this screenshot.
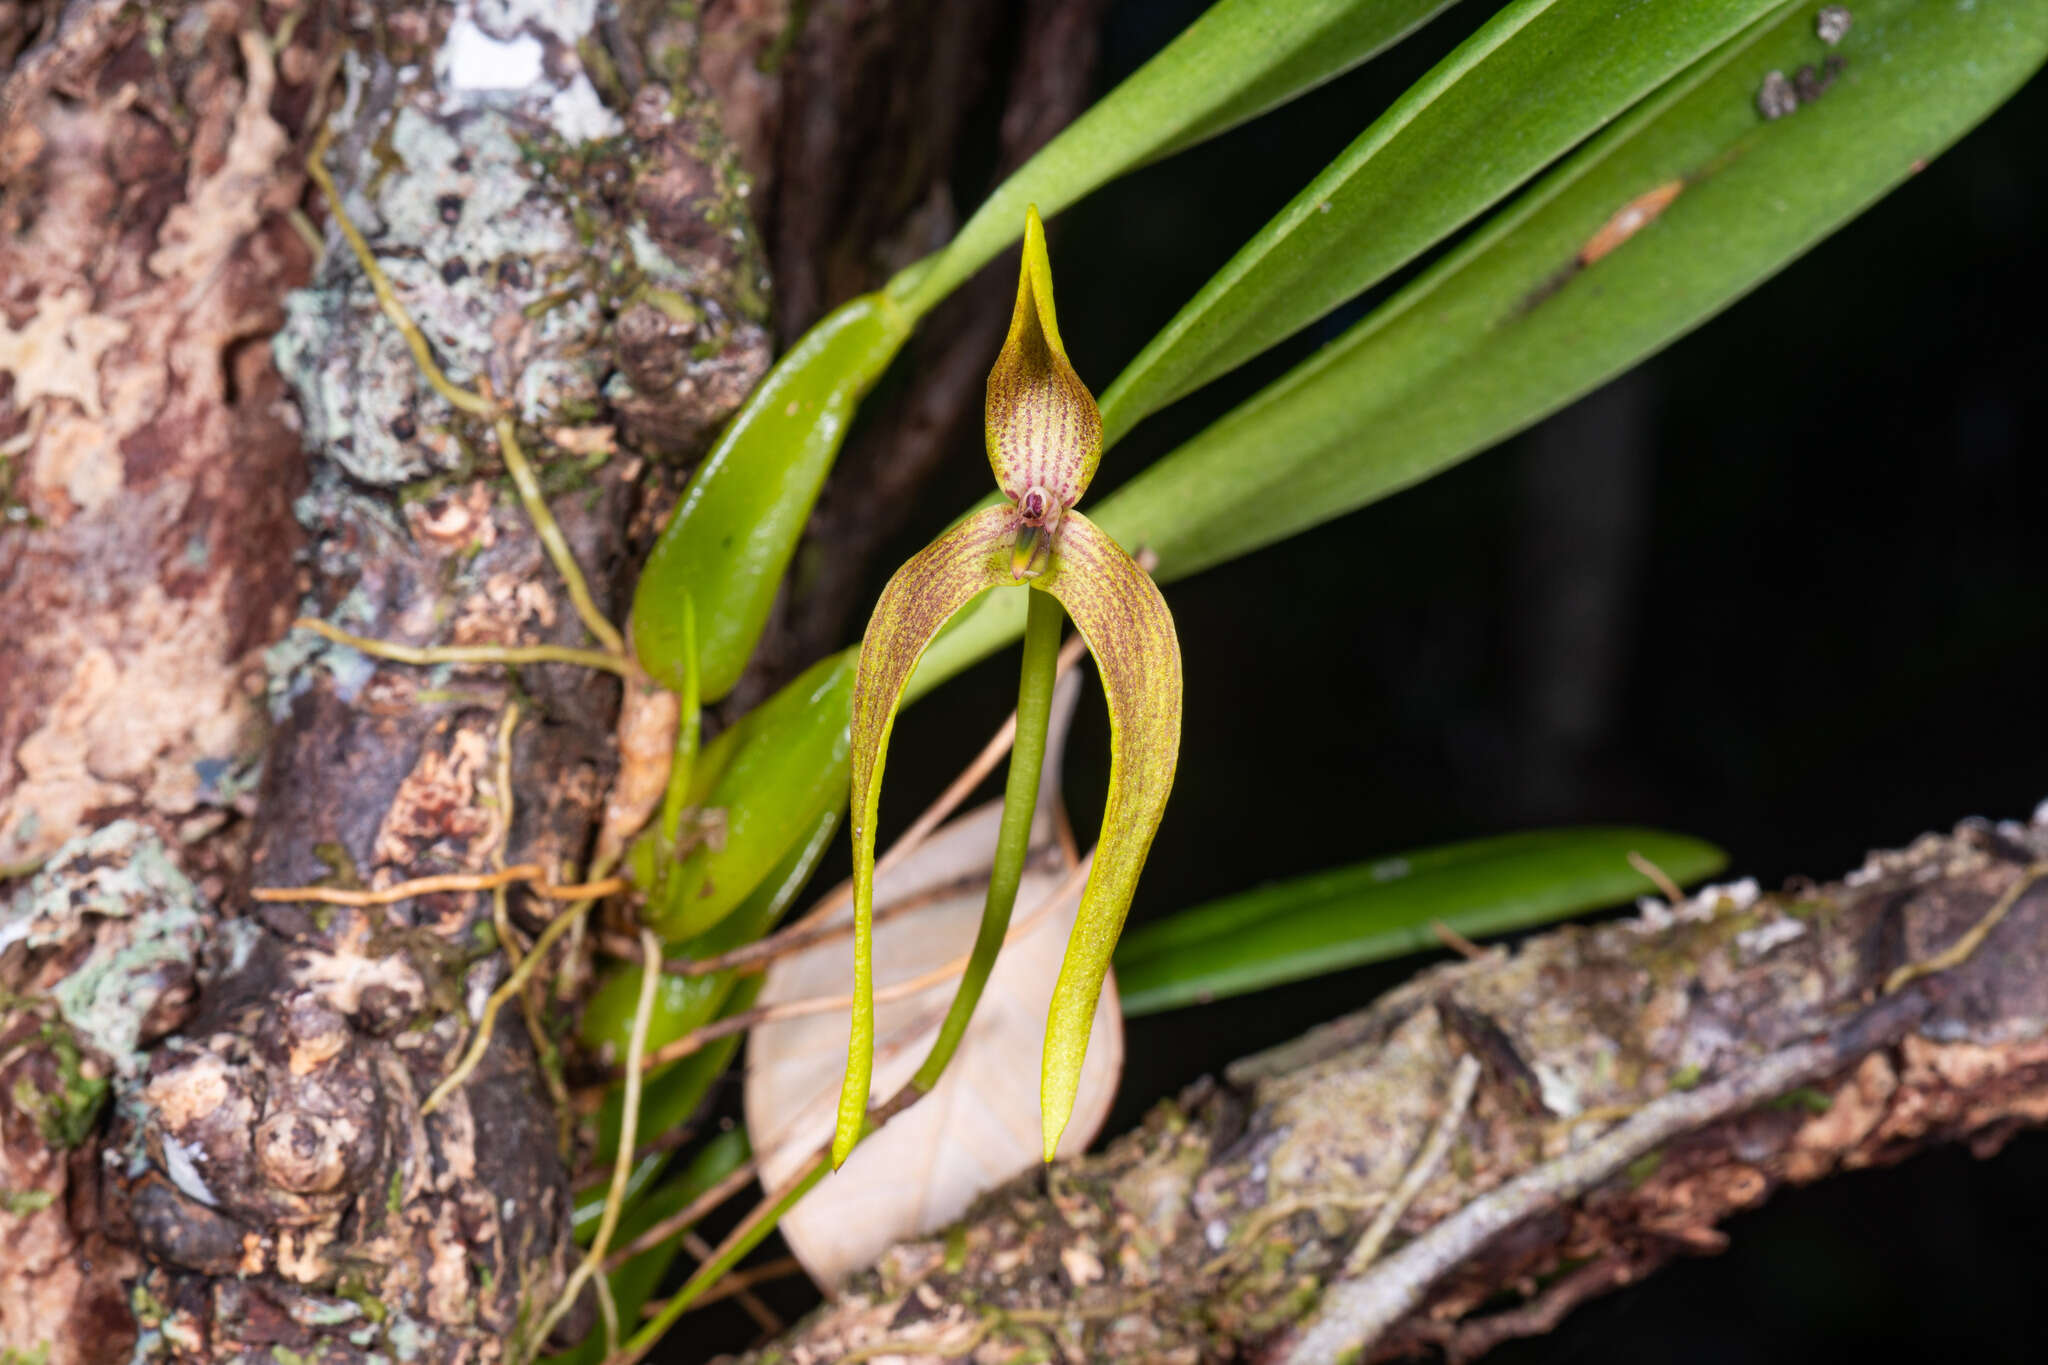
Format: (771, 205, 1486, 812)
(911, 587, 1063, 1090)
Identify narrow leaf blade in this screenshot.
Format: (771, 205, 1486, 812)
(1098, 0, 1787, 440)
(631, 294, 908, 700)
(834, 506, 1018, 1166)
(1116, 827, 1726, 1015)
(1107, 0, 2048, 576)
(911, 0, 2048, 683)
(647, 652, 855, 941)
(902, 0, 1465, 310)
(1032, 511, 1181, 1159)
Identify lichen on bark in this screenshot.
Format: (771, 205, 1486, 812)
(3, 0, 777, 1360)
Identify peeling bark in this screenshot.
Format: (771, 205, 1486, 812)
(0, 4, 305, 883)
(736, 815, 2048, 1365)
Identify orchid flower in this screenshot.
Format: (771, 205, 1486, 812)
(834, 208, 1183, 1165)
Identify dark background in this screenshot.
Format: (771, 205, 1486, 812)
(702, 1, 2048, 1358)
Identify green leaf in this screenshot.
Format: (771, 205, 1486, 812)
(631, 294, 909, 700)
(1025, 513, 1180, 1158)
(1098, 0, 1787, 440)
(546, 1129, 751, 1365)
(834, 506, 1017, 1166)
(914, 0, 2048, 678)
(897, 0, 1465, 313)
(1109, 0, 2048, 576)
(1114, 827, 1725, 1014)
(585, 811, 838, 1171)
(647, 651, 856, 941)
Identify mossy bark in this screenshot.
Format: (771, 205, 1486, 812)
(0, 2, 1105, 1362)
(736, 815, 2048, 1364)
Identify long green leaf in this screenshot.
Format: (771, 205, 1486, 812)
(631, 296, 908, 700)
(899, 0, 1464, 313)
(914, 0, 2048, 684)
(1115, 827, 1725, 1014)
(1097, 0, 1785, 441)
(647, 651, 855, 941)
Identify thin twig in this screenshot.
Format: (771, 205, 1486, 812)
(294, 615, 630, 677)
(1344, 1054, 1482, 1273)
(1627, 850, 1688, 909)
(1432, 922, 1489, 961)
(643, 1256, 803, 1314)
(572, 1124, 699, 1195)
(1884, 860, 2048, 995)
(529, 927, 663, 1358)
(681, 1231, 782, 1334)
(666, 871, 991, 978)
(603, 1154, 760, 1270)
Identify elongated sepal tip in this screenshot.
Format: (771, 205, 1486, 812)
(831, 1121, 858, 1170)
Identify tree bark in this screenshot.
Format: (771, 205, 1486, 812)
(0, 2, 1102, 1362)
(735, 814, 2048, 1364)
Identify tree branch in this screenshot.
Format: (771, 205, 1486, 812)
(737, 812, 2048, 1364)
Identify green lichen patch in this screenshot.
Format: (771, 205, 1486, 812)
(10, 1018, 110, 1147)
(0, 1186, 55, 1214)
(3, 820, 207, 1080)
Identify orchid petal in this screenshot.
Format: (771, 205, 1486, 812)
(1030, 510, 1181, 1158)
(834, 504, 1018, 1166)
(985, 207, 1102, 514)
